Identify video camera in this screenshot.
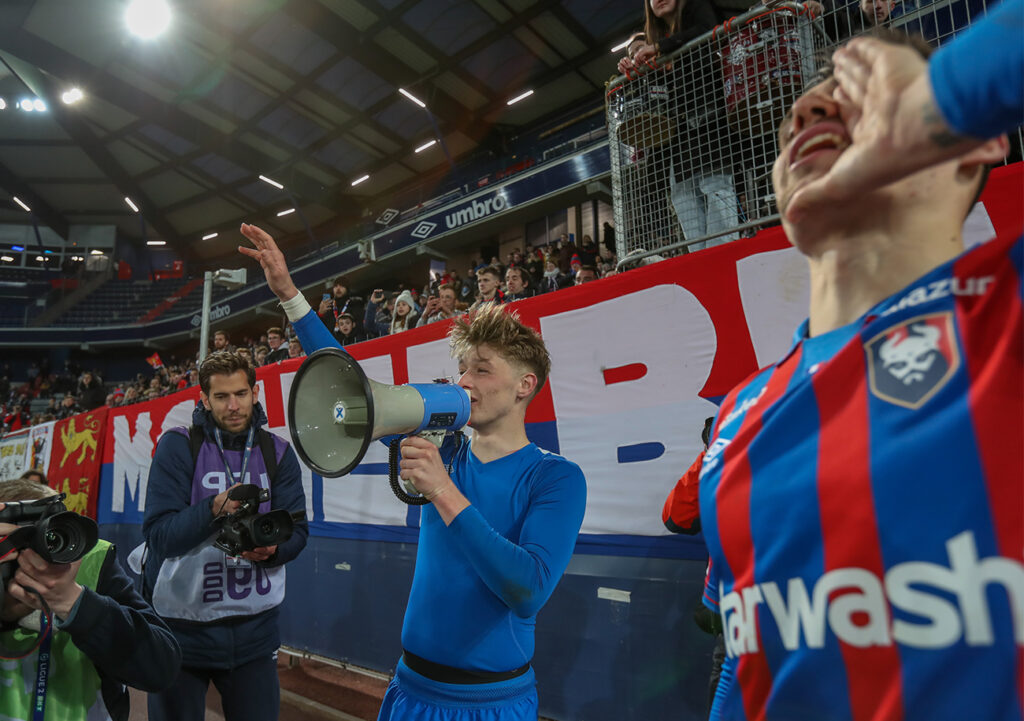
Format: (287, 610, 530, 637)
(212, 484, 305, 557)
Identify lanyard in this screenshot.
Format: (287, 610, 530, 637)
(331, 298, 351, 329)
(32, 626, 52, 721)
(213, 424, 256, 488)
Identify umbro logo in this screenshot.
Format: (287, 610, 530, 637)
(411, 222, 436, 239)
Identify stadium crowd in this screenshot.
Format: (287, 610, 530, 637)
(0, 236, 619, 436)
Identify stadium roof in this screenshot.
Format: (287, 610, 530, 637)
(0, 0, 651, 263)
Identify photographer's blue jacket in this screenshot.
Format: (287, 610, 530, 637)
(142, 402, 308, 669)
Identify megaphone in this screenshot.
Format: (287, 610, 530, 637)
(287, 347, 471, 493)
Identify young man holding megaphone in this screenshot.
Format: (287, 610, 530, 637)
(240, 223, 587, 721)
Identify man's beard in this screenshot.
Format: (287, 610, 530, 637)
(215, 409, 252, 433)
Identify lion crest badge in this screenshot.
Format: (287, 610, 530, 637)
(865, 312, 960, 409)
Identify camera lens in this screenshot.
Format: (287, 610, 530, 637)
(45, 528, 70, 556)
(250, 510, 294, 547)
(36, 512, 98, 564)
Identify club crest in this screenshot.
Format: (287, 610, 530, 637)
(865, 312, 959, 409)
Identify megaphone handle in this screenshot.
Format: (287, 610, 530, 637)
(388, 438, 430, 506)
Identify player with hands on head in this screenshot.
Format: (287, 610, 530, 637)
(786, 0, 1024, 221)
(239, 222, 587, 721)
(699, 25, 1020, 721)
(0, 480, 181, 721)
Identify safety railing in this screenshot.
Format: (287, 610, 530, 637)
(605, 0, 1015, 267)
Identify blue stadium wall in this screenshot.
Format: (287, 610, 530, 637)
(101, 524, 715, 721)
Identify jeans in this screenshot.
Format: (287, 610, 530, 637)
(670, 172, 739, 251)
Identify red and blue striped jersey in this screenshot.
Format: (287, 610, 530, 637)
(699, 231, 1024, 721)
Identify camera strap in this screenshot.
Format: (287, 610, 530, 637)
(32, 629, 52, 721)
(213, 425, 256, 491)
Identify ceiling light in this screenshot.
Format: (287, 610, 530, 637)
(125, 0, 172, 40)
(202, 232, 218, 240)
(611, 37, 633, 53)
(32, 99, 46, 112)
(276, 208, 295, 217)
(258, 174, 284, 189)
(351, 175, 369, 186)
(71, 256, 83, 261)
(0, 256, 13, 262)
(12, 197, 31, 213)
(35, 256, 46, 262)
(146, 240, 166, 246)
(19, 99, 33, 112)
(0, 98, 6, 111)
(506, 90, 534, 105)
(90, 250, 104, 256)
(415, 140, 437, 153)
(398, 88, 426, 108)
(61, 88, 84, 105)
(124, 196, 140, 213)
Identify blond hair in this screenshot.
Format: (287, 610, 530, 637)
(449, 305, 551, 397)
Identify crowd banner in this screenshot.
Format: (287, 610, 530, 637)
(90, 162, 1020, 555)
(27, 421, 56, 477)
(47, 408, 108, 518)
(0, 429, 30, 482)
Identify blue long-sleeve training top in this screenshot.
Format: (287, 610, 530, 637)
(291, 307, 587, 671)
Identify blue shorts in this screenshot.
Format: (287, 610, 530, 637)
(377, 657, 538, 721)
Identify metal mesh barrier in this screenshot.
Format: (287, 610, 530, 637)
(607, 0, 1017, 266)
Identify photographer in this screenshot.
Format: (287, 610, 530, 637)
(0, 479, 180, 720)
(142, 351, 308, 721)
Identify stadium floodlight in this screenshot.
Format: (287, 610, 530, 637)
(415, 140, 437, 153)
(19, 99, 33, 112)
(146, 240, 166, 246)
(61, 88, 84, 105)
(506, 90, 534, 106)
(12, 197, 31, 212)
(0, 256, 13, 262)
(0, 98, 6, 110)
(398, 88, 426, 108)
(258, 174, 284, 189)
(276, 208, 295, 217)
(124, 196, 140, 213)
(35, 256, 46, 262)
(90, 250, 104, 256)
(202, 232, 218, 240)
(351, 175, 369, 187)
(32, 99, 46, 112)
(126, 0, 172, 40)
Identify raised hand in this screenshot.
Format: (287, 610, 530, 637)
(238, 223, 300, 302)
(786, 38, 979, 222)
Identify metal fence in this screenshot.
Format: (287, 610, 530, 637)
(606, 0, 1016, 265)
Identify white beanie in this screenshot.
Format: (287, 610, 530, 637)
(391, 290, 418, 333)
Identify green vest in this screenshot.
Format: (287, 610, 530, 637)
(0, 540, 111, 721)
